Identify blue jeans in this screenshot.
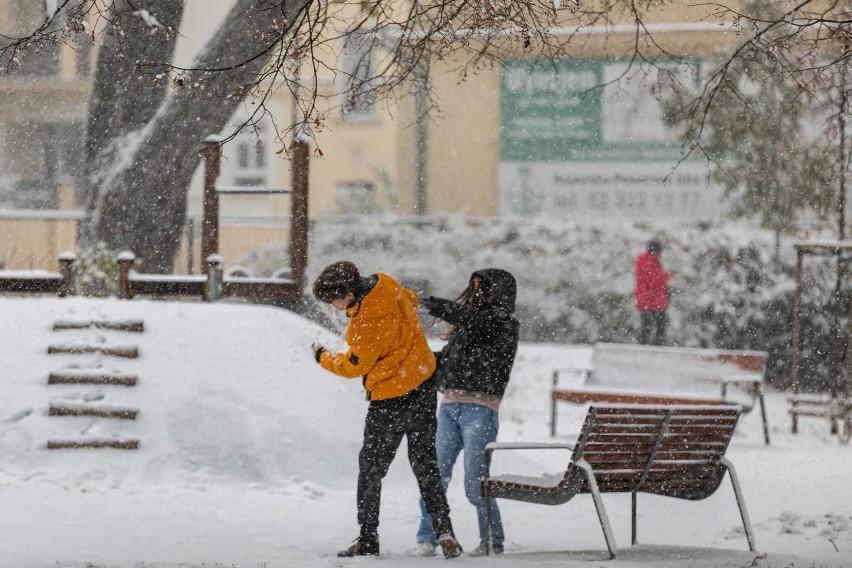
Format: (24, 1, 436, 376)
(416, 403, 504, 547)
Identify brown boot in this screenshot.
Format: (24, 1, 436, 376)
(337, 533, 379, 557)
(438, 533, 463, 559)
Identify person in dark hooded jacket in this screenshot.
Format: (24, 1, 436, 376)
(412, 268, 519, 557)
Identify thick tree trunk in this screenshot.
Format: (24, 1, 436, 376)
(94, 0, 310, 272)
(81, 0, 184, 224)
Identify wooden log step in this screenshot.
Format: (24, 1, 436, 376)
(47, 345, 139, 358)
(49, 404, 138, 419)
(46, 439, 139, 450)
(53, 319, 145, 332)
(48, 372, 137, 386)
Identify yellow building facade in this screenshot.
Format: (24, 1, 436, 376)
(0, 0, 743, 272)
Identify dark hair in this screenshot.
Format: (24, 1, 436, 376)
(312, 261, 360, 302)
(457, 274, 490, 310)
(440, 274, 491, 340)
(647, 239, 663, 254)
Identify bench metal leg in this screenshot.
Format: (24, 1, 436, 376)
(483, 453, 494, 556)
(757, 387, 770, 445)
(720, 457, 756, 552)
(631, 492, 638, 545)
(575, 459, 617, 559)
(720, 381, 771, 445)
(551, 370, 559, 437)
(551, 396, 558, 437)
(484, 488, 493, 555)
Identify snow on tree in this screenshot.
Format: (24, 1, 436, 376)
(2, 0, 570, 272)
(6, 0, 850, 271)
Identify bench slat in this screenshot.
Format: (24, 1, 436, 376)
(586, 424, 662, 435)
(584, 433, 733, 447)
(594, 466, 717, 485)
(554, 390, 728, 406)
(666, 423, 737, 433)
(642, 476, 720, 491)
(583, 454, 722, 469)
(593, 406, 740, 417)
(661, 431, 735, 443)
(588, 417, 738, 430)
(587, 433, 660, 445)
(589, 415, 668, 425)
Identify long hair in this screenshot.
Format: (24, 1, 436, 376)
(440, 275, 489, 340)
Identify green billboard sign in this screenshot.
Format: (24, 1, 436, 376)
(499, 58, 721, 221)
(501, 58, 694, 162)
(501, 59, 603, 162)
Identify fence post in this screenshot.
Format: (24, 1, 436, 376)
(58, 251, 77, 297)
(791, 246, 804, 434)
(205, 254, 223, 302)
(116, 251, 135, 299)
(290, 134, 310, 301)
(201, 136, 222, 276)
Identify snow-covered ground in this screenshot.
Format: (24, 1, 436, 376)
(1, 296, 850, 568)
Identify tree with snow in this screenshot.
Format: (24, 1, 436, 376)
(5, 0, 852, 272)
(664, 0, 852, 243)
(2, 0, 569, 272)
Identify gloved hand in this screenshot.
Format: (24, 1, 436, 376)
(311, 343, 325, 363)
(420, 295, 441, 313)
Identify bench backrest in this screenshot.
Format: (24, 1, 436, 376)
(570, 404, 741, 498)
(588, 343, 767, 396)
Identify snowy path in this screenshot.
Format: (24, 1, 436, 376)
(1, 297, 850, 568)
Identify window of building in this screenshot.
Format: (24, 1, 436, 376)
(2, 2, 59, 77)
(42, 123, 83, 184)
(339, 33, 377, 120)
(233, 126, 267, 187)
(336, 182, 376, 214)
(0, 122, 84, 209)
(1, 3, 93, 78)
(75, 39, 93, 77)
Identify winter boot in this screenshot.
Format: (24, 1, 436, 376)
(469, 542, 504, 557)
(408, 541, 437, 557)
(438, 533, 463, 559)
(337, 533, 380, 557)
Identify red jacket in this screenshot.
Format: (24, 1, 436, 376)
(634, 252, 671, 311)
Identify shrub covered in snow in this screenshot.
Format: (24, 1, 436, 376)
(240, 215, 850, 392)
(74, 242, 119, 297)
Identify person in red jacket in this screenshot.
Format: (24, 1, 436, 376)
(634, 238, 672, 345)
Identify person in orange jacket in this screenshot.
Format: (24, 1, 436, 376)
(311, 260, 462, 559)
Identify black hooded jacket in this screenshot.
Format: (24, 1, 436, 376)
(425, 268, 519, 398)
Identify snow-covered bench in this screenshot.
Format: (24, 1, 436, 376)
(482, 404, 756, 559)
(550, 343, 770, 445)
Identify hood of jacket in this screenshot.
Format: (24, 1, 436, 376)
(473, 268, 517, 313)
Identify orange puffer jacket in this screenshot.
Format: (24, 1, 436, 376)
(319, 273, 436, 401)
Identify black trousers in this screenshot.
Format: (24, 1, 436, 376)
(357, 377, 453, 537)
(638, 310, 668, 346)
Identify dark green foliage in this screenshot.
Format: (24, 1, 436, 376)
(663, 16, 839, 234)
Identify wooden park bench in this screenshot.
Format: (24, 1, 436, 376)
(550, 343, 770, 445)
(787, 394, 852, 444)
(482, 404, 756, 559)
